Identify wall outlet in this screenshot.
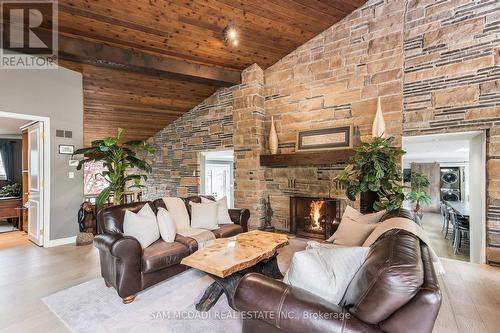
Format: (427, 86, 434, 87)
(68, 172, 74, 179)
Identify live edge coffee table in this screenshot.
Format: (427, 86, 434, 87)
(181, 230, 289, 311)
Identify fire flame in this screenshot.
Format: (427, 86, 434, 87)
(309, 200, 325, 230)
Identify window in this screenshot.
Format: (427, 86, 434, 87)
(0, 154, 6, 180)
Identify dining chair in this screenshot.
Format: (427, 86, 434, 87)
(449, 211, 470, 254)
(440, 203, 447, 233)
(455, 217, 470, 254)
(442, 206, 452, 239)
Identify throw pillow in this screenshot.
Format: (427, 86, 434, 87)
(138, 202, 156, 219)
(327, 217, 377, 246)
(189, 201, 219, 230)
(343, 205, 386, 224)
(163, 197, 190, 230)
(306, 241, 346, 250)
(284, 246, 369, 305)
(201, 196, 234, 224)
(157, 207, 176, 243)
(123, 206, 160, 248)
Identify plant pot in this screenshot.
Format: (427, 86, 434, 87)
(413, 208, 424, 221)
(360, 190, 380, 214)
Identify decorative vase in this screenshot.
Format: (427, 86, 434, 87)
(269, 116, 279, 155)
(413, 208, 424, 221)
(372, 97, 386, 138)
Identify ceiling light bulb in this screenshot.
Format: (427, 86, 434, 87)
(229, 29, 237, 39)
(232, 39, 238, 46)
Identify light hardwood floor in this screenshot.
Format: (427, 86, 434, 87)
(1, 231, 499, 333)
(421, 212, 469, 262)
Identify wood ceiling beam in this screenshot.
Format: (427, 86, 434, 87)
(57, 35, 241, 86)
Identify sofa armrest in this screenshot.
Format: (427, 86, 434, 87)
(234, 273, 381, 333)
(94, 233, 142, 257)
(229, 208, 250, 232)
(94, 233, 142, 297)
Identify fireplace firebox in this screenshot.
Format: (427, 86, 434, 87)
(290, 196, 339, 240)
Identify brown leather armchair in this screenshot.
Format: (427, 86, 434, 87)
(234, 217, 441, 333)
(94, 197, 250, 303)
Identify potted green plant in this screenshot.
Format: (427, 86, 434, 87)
(407, 171, 432, 219)
(0, 182, 21, 198)
(336, 136, 405, 212)
(73, 128, 156, 206)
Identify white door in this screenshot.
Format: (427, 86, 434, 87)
(27, 122, 44, 246)
(204, 161, 233, 207)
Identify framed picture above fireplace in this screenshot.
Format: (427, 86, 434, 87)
(296, 125, 353, 152)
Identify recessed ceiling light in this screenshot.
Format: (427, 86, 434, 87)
(223, 25, 239, 47)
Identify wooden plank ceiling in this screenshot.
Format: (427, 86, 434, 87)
(56, 0, 367, 144)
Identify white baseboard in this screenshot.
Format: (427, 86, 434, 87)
(46, 236, 77, 247)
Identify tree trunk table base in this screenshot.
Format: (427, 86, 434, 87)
(181, 230, 289, 312)
(195, 253, 283, 312)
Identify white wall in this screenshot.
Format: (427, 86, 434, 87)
(0, 67, 84, 240)
(469, 132, 486, 263)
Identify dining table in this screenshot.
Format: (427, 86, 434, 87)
(444, 200, 470, 218)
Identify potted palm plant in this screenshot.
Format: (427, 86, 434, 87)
(336, 136, 405, 212)
(73, 128, 156, 206)
(407, 171, 432, 220)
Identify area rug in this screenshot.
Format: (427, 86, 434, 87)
(42, 269, 242, 333)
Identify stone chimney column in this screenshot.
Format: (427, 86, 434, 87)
(233, 64, 266, 229)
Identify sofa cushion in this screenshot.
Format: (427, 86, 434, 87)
(157, 207, 176, 243)
(342, 205, 386, 224)
(163, 197, 190, 230)
(152, 198, 166, 212)
(189, 201, 219, 230)
(212, 224, 243, 238)
(341, 229, 424, 324)
(174, 234, 198, 253)
(328, 216, 376, 246)
(123, 206, 160, 248)
(98, 202, 150, 234)
(201, 196, 234, 224)
(284, 246, 369, 305)
(141, 239, 190, 274)
(182, 195, 202, 219)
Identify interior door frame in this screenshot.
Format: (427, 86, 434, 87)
(200, 150, 235, 208)
(402, 130, 487, 264)
(0, 110, 51, 247)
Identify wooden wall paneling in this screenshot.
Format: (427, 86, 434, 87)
(70, 63, 220, 145)
(53, 0, 367, 144)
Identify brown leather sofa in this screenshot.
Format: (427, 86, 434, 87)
(234, 210, 441, 333)
(94, 195, 250, 303)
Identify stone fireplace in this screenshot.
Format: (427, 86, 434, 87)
(289, 196, 340, 240)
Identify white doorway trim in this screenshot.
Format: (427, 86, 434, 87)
(0, 110, 51, 247)
(468, 131, 486, 264)
(402, 130, 487, 264)
(200, 150, 235, 208)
